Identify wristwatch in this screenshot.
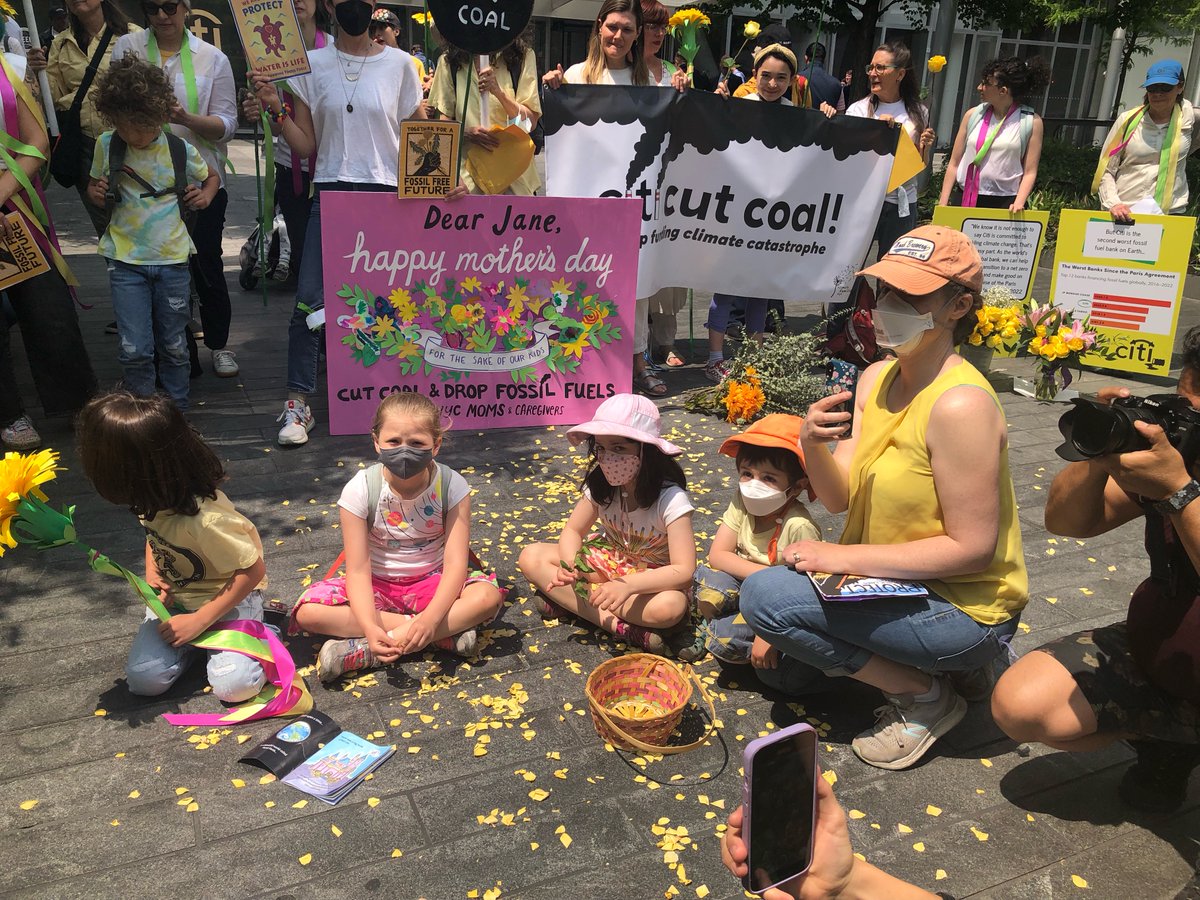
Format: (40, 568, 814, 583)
(1152, 478, 1200, 516)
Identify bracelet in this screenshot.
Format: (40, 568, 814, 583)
(266, 101, 291, 124)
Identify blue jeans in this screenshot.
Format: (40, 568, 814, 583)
(125, 591, 267, 703)
(109, 260, 192, 408)
(740, 566, 1017, 685)
(708, 293, 768, 336)
(288, 182, 394, 394)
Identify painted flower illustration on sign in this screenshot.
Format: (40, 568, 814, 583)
(335, 275, 623, 382)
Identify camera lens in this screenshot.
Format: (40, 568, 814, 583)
(1069, 403, 1136, 457)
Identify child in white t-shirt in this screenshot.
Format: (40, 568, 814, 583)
(292, 393, 503, 682)
(695, 415, 821, 668)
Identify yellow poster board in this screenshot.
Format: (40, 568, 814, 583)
(1048, 209, 1196, 376)
(229, 0, 310, 82)
(931, 205, 1049, 303)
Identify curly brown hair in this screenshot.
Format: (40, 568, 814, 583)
(94, 55, 176, 129)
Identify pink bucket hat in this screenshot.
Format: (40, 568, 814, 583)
(566, 393, 683, 456)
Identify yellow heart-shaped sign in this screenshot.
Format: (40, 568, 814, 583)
(464, 125, 535, 195)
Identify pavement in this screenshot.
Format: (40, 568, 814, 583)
(0, 142, 1198, 900)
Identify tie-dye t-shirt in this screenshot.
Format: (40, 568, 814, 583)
(89, 130, 209, 265)
(581, 483, 694, 576)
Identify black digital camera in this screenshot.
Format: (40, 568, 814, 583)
(1056, 393, 1200, 464)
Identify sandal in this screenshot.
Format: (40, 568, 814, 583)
(663, 349, 686, 367)
(634, 370, 667, 396)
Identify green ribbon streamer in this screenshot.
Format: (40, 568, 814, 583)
(147, 31, 236, 175)
(0, 130, 49, 226)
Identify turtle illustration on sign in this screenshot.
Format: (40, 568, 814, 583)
(252, 14, 285, 57)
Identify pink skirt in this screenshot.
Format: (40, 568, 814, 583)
(288, 569, 499, 635)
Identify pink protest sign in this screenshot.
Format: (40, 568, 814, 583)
(320, 194, 639, 434)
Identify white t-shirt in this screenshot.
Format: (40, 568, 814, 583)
(338, 463, 471, 581)
(954, 105, 1027, 196)
(847, 97, 924, 207)
(276, 32, 334, 173)
(290, 44, 423, 185)
(563, 62, 635, 86)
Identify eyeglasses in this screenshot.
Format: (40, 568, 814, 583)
(644, 23, 667, 33)
(141, 1, 181, 15)
(865, 63, 899, 74)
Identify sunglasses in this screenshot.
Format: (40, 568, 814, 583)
(1147, 83, 1177, 93)
(142, 1, 181, 16)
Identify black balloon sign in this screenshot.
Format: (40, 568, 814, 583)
(426, 0, 534, 54)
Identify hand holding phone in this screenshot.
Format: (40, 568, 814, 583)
(741, 723, 819, 893)
(824, 360, 857, 440)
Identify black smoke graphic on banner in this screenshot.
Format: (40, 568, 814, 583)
(541, 86, 897, 193)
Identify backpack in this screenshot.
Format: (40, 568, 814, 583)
(966, 103, 1036, 159)
(824, 277, 881, 370)
(450, 56, 544, 155)
(105, 131, 196, 229)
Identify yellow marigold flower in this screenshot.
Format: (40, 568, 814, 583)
(927, 55, 947, 74)
(669, 8, 711, 28)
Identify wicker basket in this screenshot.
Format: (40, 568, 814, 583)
(585, 653, 715, 754)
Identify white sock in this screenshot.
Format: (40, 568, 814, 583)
(708, 351, 723, 365)
(912, 678, 941, 703)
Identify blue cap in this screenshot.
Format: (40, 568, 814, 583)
(1143, 60, 1184, 88)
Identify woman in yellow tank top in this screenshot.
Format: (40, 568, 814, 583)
(739, 225, 1028, 771)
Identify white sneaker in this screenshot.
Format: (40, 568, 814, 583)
(276, 399, 314, 446)
(211, 349, 239, 378)
(1, 415, 41, 450)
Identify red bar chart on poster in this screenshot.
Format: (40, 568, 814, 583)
(1053, 265, 1178, 334)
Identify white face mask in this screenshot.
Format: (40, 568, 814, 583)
(873, 294, 935, 353)
(739, 479, 789, 516)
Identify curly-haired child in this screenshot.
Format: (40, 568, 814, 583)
(86, 55, 217, 410)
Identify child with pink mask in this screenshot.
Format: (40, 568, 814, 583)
(518, 394, 695, 655)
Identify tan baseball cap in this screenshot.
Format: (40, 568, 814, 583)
(858, 225, 984, 295)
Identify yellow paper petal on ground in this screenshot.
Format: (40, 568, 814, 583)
(821, 770, 837, 786)
(925, 805, 942, 816)
(848, 809, 866, 819)
(19, 800, 38, 810)
(936, 869, 948, 880)
(331, 824, 342, 837)
(913, 842, 925, 852)
(560, 831, 573, 848)
(298, 853, 312, 866)
(528, 788, 550, 802)
(888, 128, 925, 194)
(391, 849, 403, 858)
(1072, 875, 1089, 888)
(971, 826, 989, 841)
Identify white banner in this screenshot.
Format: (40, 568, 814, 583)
(543, 86, 915, 303)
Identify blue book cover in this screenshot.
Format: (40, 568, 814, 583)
(280, 732, 391, 802)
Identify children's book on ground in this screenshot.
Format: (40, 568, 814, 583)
(240, 711, 394, 804)
(807, 571, 929, 601)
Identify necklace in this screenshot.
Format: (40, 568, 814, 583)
(336, 47, 369, 112)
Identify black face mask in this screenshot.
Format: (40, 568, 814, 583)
(335, 0, 374, 36)
(378, 445, 433, 479)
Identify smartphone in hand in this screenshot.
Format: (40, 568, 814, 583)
(824, 359, 857, 439)
(741, 722, 819, 892)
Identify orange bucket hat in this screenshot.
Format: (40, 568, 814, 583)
(718, 414, 806, 470)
